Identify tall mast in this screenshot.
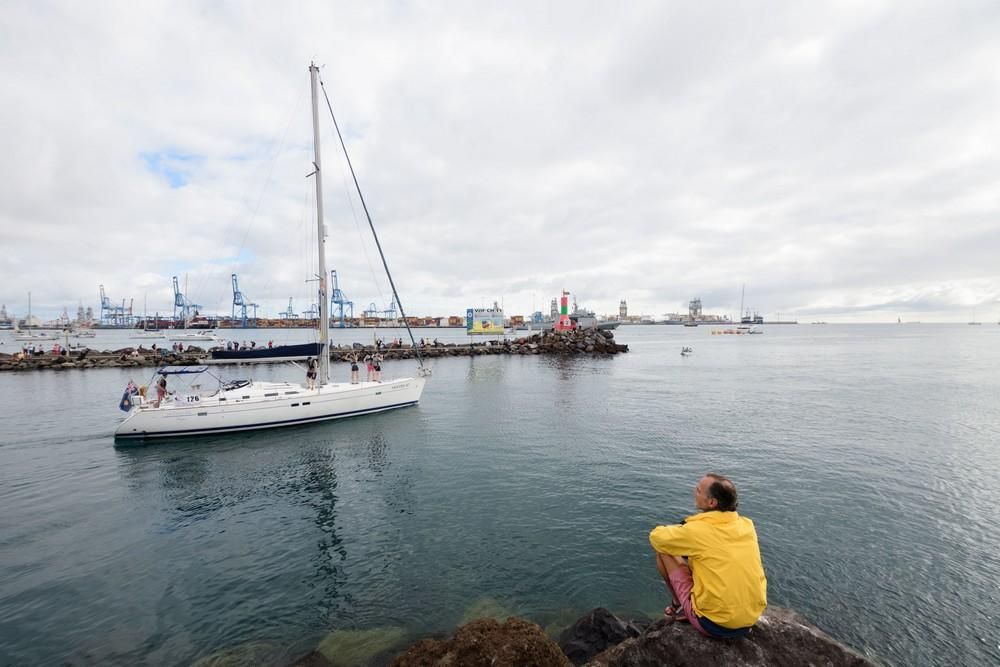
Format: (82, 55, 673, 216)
(310, 63, 330, 383)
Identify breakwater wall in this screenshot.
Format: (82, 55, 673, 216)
(0, 330, 628, 372)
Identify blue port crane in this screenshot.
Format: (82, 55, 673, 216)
(382, 295, 397, 322)
(99, 285, 129, 326)
(172, 276, 202, 324)
(363, 302, 380, 319)
(279, 297, 298, 319)
(302, 303, 320, 320)
(231, 273, 259, 328)
(330, 269, 354, 328)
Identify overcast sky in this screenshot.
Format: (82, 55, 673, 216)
(2, 1, 998, 323)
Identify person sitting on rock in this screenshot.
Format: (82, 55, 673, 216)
(649, 473, 767, 638)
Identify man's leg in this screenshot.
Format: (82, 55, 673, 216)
(655, 553, 686, 612)
(654, 553, 710, 635)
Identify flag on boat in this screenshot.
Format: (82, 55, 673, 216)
(119, 381, 138, 412)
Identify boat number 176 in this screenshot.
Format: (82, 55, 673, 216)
(186, 396, 200, 403)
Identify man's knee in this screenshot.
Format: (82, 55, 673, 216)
(657, 553, 686, 574)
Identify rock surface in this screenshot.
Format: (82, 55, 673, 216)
(582, 606, 877, 667)
(0, 329, 629, 372)
(389, 617, 571, 667)
(558, 608, 648, 666)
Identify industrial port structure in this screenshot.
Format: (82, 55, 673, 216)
(9, 277, 794, 330)
(84, 272, 419, 329)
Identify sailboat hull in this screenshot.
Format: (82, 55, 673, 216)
(114, 376, 425, 440)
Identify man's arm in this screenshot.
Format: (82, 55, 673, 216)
(649, 523, 704, 556)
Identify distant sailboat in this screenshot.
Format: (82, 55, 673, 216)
(14, 292, 57, 341)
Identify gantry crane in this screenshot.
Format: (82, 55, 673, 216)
(279, 298, 298, 319)
(172, 276, 202, 325)
(330, 269, 354, 327)
(231, 273, 259, 328)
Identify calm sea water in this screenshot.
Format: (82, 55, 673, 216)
(0, 324, 998, 666)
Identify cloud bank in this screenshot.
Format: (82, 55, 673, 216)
(1, 1, 998, 323)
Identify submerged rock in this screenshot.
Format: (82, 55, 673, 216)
(459, 595, 518, 626)
(390, 617, 571, 667)
(583, 606, 876, 667)
(315, 627, 408, 667)
(192, 640, 286, 667)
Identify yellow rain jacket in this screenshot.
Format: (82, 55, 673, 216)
(649, 511, 767, 628)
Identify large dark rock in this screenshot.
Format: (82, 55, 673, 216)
(558, 608, 647, 665)
(584, 606, 876, 667)
(390, 617, 571, 667)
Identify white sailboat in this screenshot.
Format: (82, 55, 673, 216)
(115, 63, 427, 440)
(14, 292, 57, 341)
(132, 301, 166, 339)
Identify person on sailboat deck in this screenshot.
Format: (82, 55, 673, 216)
(350, 354, 360, 384)
(373, 353, 383, 382)
(649, 473, 767, 639)
(154, 375, 167, 407)
(364, 353, 374, 381)
(306, 357, 318, 390)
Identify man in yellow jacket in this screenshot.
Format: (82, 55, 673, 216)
(649, 473, 767, 638)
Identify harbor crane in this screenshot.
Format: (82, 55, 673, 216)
(172, 276, 202, 325)
(230, 273, 259, 328)
(99, 285, 129, 327)
(279, 297, 298, 319)
(363, 302, 380, 319)
(383, 295, 397, 323)
(302, 302, 320, 320)
(330, 269, 354, 328)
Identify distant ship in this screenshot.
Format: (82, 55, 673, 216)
(570, 306, 620, 331)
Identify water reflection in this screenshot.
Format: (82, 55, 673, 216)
(365, 431, 389, 476)
(295, 445, 351, 615)
(465, 355, 507, 383)
(539, 355, 613, 380)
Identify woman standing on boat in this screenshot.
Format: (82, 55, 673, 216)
(350, 354, 360, 384)
(364, 353, 374, 382)
(155, 375, 167, 407)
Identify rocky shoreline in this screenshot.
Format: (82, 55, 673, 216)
(0, 329, 628, 373)
(258, 605, 876, 667)
(386, 607, 876, 667)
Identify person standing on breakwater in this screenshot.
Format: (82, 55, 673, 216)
(650, 473, 767, 638)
